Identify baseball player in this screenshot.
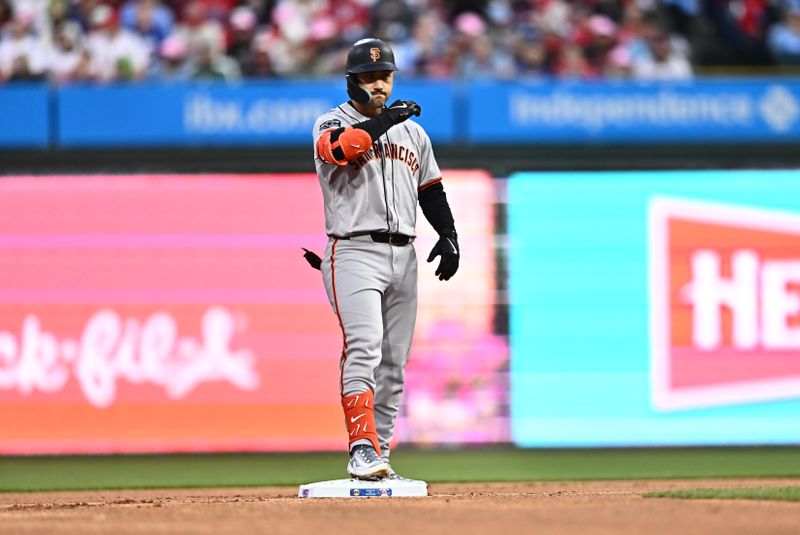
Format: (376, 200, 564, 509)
(310, 38, 460, 480)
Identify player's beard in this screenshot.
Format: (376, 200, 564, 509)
(370, 91, 388, 109)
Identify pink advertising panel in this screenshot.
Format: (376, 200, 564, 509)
(400, 171, 508, 445)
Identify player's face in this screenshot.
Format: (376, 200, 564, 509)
(356, 70, 393, 108)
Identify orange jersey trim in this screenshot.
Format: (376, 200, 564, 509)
(418, 177, 443, 191)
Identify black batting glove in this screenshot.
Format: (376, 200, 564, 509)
(356, 100, 422, 141)
(384, 100, 421, 125)
(426, 234, 459, 281)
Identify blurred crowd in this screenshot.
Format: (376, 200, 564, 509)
(1, 0, 800, 84)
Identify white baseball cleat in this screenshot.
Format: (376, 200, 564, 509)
(384, 466, 403, 480)
(382, 461, 413, 481)
(348, 445, 390, 480)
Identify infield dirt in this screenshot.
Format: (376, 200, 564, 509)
(1, 479, 798, 535)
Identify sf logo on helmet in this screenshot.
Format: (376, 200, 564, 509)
(370, 47, 381, 61)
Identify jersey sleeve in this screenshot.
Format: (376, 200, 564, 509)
(414, 124, 443, 191)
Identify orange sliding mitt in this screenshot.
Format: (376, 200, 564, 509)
(316, 126, 373, 166)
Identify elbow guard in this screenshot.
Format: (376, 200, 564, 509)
(316, 126, 373, 166)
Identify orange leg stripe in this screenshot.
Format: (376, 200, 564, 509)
(331, 239, 348, 395)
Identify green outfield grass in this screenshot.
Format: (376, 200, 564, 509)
(645, 486, 800, 502)
(1, 447, 799, 493)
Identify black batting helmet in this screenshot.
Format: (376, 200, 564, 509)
(346, 38, 398, 74)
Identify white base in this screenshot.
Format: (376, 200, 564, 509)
(298, 477, 428, 498)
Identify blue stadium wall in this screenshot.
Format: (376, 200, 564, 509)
(3, 78, 800, 149)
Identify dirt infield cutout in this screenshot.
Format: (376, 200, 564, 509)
(1, 479, 799, 535)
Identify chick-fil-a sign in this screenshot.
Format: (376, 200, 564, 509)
(0, 307, 258, 408)
(0, 175, 343, 454)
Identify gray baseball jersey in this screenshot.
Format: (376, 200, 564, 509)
(313, 102, 442, 238)
(312, 101, 443, 459)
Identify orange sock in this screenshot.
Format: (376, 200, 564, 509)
(342, 390, 381, 455)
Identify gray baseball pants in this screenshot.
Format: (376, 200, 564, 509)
(321, 236, 417, 458)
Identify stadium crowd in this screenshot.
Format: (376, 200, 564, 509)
(0, 0, 799, 83)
